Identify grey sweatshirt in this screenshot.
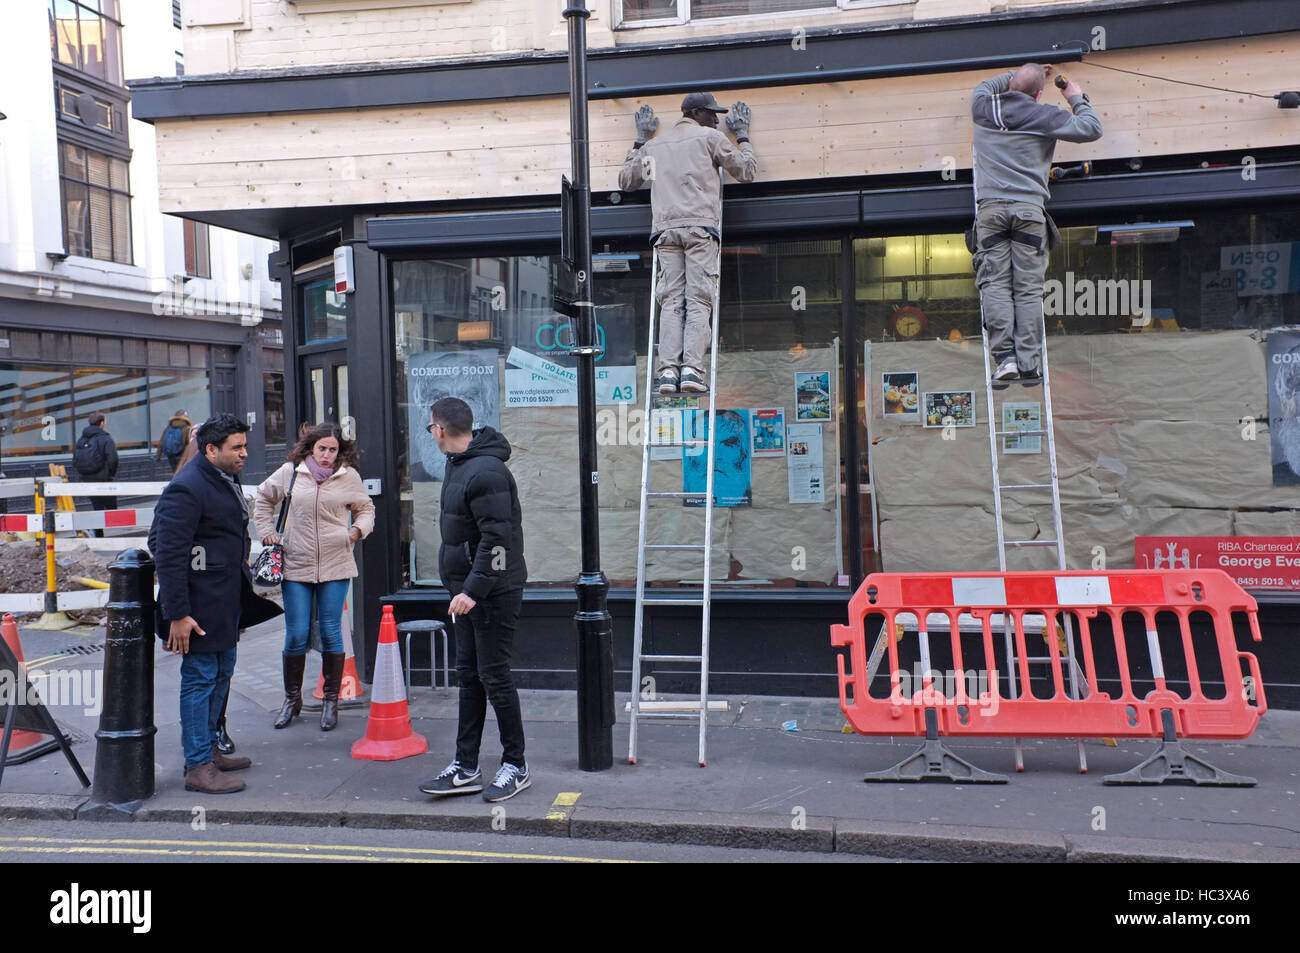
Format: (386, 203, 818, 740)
(971, 71, 1103, 206)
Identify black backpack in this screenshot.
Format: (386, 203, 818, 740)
(73, 434, 106, 474)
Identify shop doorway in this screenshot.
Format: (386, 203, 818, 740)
(302, 351, 349, 432)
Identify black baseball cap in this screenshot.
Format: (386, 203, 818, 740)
(681, 92, 729, 114)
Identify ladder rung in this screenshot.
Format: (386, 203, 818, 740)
(993, 429, 1048, 437)
(645, 543, 706, 551)
(633, 711, 704, 720)
(998, 483, 1054, 491)
(645, 491, 696, 498)
(1004, 539, 1059, 548)
(639, 654, 704, 662)
(646, 439, 708, 448)
(640, 597, 706, 606)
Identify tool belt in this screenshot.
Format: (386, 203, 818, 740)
(965, 211, 1060, 254)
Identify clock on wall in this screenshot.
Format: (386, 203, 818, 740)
(890, 305, 928, 340)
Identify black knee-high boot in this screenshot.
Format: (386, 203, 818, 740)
(215, 690, 235, 754)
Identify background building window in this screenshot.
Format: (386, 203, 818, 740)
(59, 142, 131, 263)
(49, 0, 123, 86)
(619, 0, 909, 25)
(183, 219, 210, 278)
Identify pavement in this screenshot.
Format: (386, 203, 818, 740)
(3, 617, 1299, 863)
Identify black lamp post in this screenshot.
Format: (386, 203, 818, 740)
(560, 3, 615, 771)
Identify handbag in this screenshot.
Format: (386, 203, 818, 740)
(251, 467, 298, 587)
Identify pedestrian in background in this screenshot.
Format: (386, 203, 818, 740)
(156, 409, 193, 473)
(149, 414, 281, 794)
(72, 411, 119, 538)
(418, 397, 530, 802)
(254, 422, 374, 732)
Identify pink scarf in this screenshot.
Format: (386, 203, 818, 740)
(304, 456, 335, 484)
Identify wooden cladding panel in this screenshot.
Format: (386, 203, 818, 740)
(153, 35, 1300, 214)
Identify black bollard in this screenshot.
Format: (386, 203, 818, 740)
(82, 548, 157, 820)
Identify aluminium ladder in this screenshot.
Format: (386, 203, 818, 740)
(858, 292, 1090, 772)
(980, 308, 1090, 773)
(628, 173, 725, 768)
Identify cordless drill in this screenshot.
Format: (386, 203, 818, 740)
(1054, 71, 1090, 104)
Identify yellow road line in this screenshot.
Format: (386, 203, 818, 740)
(552, 792, 582, 807)
(0, 835, 648, 864)
(0, 845, 462, 862)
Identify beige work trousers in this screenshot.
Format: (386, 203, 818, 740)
(655, 226, 720, 374)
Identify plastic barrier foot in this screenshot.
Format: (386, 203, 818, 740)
(29, 612, 76, 631)
(1103, 710, 1256, 787)
(863, 709, 1008, 784)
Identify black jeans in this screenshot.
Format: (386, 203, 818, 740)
(452, 585, 526, 771)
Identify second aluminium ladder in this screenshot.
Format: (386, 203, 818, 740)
(980, 310, 1091, 773)
(628, 175, 725, 768)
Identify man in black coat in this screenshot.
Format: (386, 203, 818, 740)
(148, 413, 281, 794)
(73, 411, 119, 538)
(418, 396, 531, 803)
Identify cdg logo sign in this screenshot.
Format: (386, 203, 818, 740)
(536, 321, 607, 362)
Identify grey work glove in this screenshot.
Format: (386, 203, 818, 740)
(633, 104, 659, 145)
(725, 101, 751, 139)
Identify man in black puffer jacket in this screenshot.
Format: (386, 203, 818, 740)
(418, 397, 531, 803)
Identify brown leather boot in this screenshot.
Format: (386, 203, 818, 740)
(212, 751, 251, 771)
(320, 652, 345, 731)
(184, 762, 246, 794)
(274, 654, 307, 729)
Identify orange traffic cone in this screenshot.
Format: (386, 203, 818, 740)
(351, 606, 427, 761)
(1, 613, 60, 763)
(312, 587, 365, 708)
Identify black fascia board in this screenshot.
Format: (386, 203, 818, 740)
(129, 0, 1300, 122)
(367, 190, 860, 251)
(365, 163, 1300, 252)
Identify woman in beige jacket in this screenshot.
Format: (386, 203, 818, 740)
(254, 422, 375, 731)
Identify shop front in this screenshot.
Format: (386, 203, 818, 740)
(339, 167, 1300, 706)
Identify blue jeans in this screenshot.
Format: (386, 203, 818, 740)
(282, 579, 349, 655)
(179, 647, 237, 771)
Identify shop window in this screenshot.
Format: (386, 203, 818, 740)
(302, 277, 347, 343)
(147, 370, 211, 452)
(856, 208, 1300, 579)
(0, 365, 74, 460)
(263, 370, 286, 445)
(73, 367, 148, 451)
(183, 219, 210, 279)
(393, 242, 854, 592)
(49, 0, 123, 86)
(59, 142, 131, 264)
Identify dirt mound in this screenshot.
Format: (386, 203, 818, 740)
(0, 539, 125, 624)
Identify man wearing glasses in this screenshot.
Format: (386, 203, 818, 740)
(418, 397, 531, 802)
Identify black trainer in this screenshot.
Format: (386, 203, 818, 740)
(483, 762, 531, 802)
(418, 760, 483, 796)
(1019, 366, 1043, 388)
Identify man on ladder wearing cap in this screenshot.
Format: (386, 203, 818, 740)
(618, 92, 758, 395)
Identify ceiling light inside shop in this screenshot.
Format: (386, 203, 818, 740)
(457, 321, 495, 341)
(1097, 221, 1194, 245)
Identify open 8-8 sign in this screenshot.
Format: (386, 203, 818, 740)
(1221, 242, 1300, 296)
